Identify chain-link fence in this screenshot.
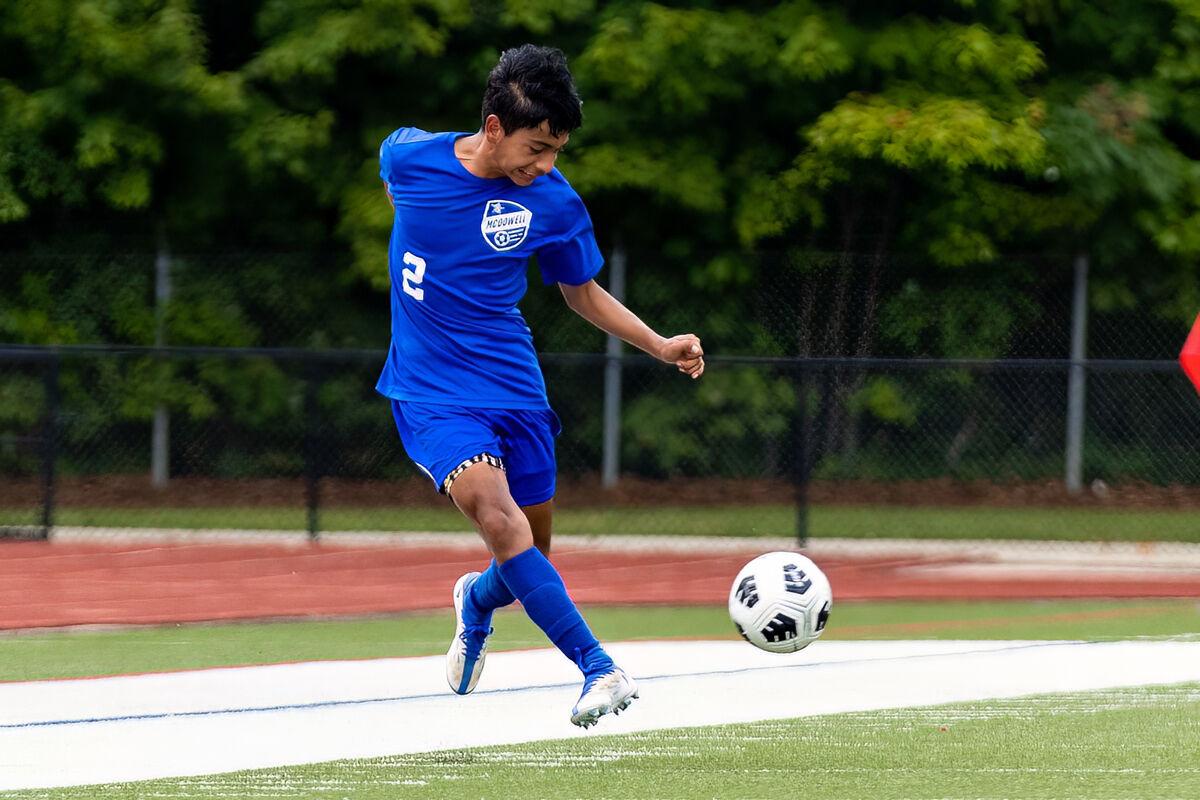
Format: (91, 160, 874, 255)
(1, 346, 1196, 543)
(1, 250, 1197, 543)
(0, 353, 55, 537)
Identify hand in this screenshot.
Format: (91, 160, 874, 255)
(659, 334, 705, 380)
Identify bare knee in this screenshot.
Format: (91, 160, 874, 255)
(474, 506, 510, 536)
(475, 504, 532, 560)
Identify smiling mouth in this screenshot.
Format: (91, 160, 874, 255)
(517, 169, 536, 180)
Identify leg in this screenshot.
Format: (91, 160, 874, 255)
(521, 498, 554, 555)
(450, 463, 603, 670)
(392, 401, 635, 725)
(440, 463, 523, 696)
(449, 459, 634, 727)
(388, 402, 516, 695)
(389, 400, 521, 618)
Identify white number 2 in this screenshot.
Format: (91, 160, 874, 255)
(402, 251, 426, 301)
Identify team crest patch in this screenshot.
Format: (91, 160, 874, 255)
(481, 200, 532, 252)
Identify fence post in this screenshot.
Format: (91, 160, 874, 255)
(792, 360, 811, 548)
(601, 244, 627, 489)
(1065, 253, 1089, 493)
(796, 363, 838, 549)
(303, 363, 321, 542)
(152, 236, 172, 488)
(40, 354, 60, 540)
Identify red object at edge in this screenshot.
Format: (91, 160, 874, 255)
(1182, 312, 1200, 395)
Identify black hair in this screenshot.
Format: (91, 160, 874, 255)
(481, 45, 583, 136)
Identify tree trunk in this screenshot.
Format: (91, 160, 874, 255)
(840, 176, 902, 457)
(820, 190, 863, 457)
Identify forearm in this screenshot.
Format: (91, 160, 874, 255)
(562, 282, 667, 358)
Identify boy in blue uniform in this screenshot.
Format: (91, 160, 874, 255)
(377, 45, 704, 728)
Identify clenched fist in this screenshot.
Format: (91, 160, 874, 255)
(658, 334, 705, 380)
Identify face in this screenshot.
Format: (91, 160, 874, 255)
(485, 116, 569, 186)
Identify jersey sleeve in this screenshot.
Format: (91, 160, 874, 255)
(536, 189, 605, 286)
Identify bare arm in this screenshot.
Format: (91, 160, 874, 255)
(559, 280, 705, 379)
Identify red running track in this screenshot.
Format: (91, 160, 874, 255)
(2, 540, 1200, 630)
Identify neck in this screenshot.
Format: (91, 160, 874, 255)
(455, 131, 503, 179)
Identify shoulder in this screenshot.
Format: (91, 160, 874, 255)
(527, 169, 595, 242)
(536, 168, 587, 209)
(379, 127, 452, 167)
(543, 167, 578, 194)
(381, 127, 442, 149)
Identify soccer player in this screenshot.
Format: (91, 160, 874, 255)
(376, 44, 705, 728)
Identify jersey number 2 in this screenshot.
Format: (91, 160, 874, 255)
(402, 251, 426, 301)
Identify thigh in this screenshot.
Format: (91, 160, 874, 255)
(496, 409, 561, 507)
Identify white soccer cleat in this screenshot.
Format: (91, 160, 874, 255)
(446, 572, 491, 695)
(570, 668, 638, 729)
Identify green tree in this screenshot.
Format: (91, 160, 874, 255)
(0, 0, 243, 232)
(3, 1, 1198, 483)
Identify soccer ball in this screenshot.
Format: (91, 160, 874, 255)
(728, 551, 832, 653)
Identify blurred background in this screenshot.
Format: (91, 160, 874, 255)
(1, 0, 1198, 546)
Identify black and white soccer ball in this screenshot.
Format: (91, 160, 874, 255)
(728, 551, 832, 654)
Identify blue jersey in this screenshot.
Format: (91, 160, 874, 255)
(375, 128, 603, 410)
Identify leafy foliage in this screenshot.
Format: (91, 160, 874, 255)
(2, 0, 1199, 480)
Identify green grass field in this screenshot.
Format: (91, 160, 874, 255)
(5, 503, 1198, 541)
(2, 601, 1199, 799)
(3, 599, 1197, 682)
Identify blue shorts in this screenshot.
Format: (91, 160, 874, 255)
(390, 400, 562, 507)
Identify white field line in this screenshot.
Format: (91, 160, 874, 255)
(48, 526, 1200, 573)
(1, 639, 1199, 790)
(900, 563, 1200, 580)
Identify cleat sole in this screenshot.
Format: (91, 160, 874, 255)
(571, 682, 638, 728)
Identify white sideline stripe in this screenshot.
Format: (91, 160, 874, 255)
(46, 527, 1200, 569)
(1, 639, 1199, 790)
(903, 563, 1200, 580)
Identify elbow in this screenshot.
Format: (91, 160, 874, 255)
(560, 285, 588, 314)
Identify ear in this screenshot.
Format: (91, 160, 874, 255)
(483, 114, 505, 143)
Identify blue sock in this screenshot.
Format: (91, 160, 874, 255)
(498, 547, 614, 678)
(465, 559, 515, 625)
